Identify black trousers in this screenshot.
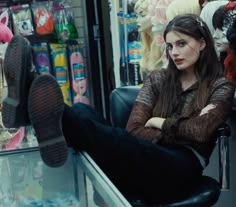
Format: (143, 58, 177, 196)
(62, 103, 203, 204)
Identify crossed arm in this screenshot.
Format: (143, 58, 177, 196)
(126, 81, 234, 144)
(144, 103, 216, 129)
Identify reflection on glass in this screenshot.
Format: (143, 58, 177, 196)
(0, 148, 80, 206)
(0, 147, 132, 207)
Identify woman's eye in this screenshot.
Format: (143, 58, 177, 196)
(177, 41, 186, 47)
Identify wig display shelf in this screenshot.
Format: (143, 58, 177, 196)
(0, 147, 132, 207)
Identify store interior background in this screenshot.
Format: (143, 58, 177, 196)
(0, 0, 235, 206)
(109, 1, 236, 206)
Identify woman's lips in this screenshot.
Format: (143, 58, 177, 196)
(174, 59, 184, 65)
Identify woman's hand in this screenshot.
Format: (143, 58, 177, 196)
(199, 104, 217, 116)
(145, 117, 165, 129)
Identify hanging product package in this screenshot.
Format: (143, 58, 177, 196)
(49, 43, 73, 106)
(32, 42, 52, 75)
(68, 41, 90, 105)
(10, 4, 34, 36)
(53, 2, 78, 43)
(31, 0, 54, 35)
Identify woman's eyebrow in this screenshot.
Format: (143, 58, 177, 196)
(166, 38, 186, 44)
(176, 39, 186, 43)
(166, 39, 180, 44)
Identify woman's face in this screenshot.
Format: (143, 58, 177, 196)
(165, 31, 205, 72)
(213, 28, 229, 53)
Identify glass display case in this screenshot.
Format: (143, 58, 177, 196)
(0, 147, 132, 207)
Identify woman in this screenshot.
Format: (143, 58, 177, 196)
(2, 14, 235, 205)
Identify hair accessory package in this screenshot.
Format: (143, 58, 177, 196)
(32, 42, 52, 75)
(53, 2, 78, 43)
(10, 4, 34, 36)
(68, 42, 89, 105)
(50, 43, 72, 106)
(31, 0, 54, 35)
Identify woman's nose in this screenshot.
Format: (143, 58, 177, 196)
(170, 46, 179, 55)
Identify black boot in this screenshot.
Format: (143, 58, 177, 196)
(28, 74, 68, 167)
(2, 35, 35, 128)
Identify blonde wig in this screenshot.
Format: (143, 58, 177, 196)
(134, 0, 156, 72)
(166, 0, 201, 22)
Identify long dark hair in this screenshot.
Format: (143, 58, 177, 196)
(153, 14, 223, 117)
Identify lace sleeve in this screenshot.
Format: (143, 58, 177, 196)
(126, 102, 162, 142)
(175, 81, 235, 143)
(126, 70, 164, 141)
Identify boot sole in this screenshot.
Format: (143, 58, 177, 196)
(2, 35, 32, 128)
(28, 75, 68, 167)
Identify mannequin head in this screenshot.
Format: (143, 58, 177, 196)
(212, 2, 236, 53)
(212, 1, 236, 85)
(134, 0, 156, 73)
(134, 0, 152, 32)
(212, 5, 229, 53)
(166, 0, 201, 22)
(200, 1, 229, 35)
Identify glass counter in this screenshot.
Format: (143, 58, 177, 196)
(0, 147, 132, 207)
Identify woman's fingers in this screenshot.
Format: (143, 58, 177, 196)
(199, 104, 217, 116)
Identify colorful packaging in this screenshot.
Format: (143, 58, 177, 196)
(32, 42, 52, 75)
(118, 11, 142, 85)
(31, 0, 54, 35)
(10, 4, 34, 36)
(68, 43, 89, 105)
(53, 4, 78, 43)
(50, 43, 72, 106)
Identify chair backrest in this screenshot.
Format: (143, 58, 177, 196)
(110, 86, 231, 190)
(110, 86, 141, 128)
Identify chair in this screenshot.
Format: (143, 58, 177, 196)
(110, 86, 231, 207)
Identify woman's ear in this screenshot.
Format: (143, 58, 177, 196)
(199, 38, 206, 51)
